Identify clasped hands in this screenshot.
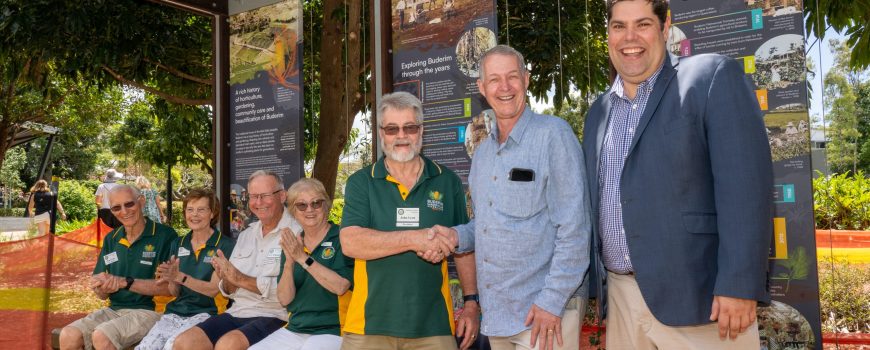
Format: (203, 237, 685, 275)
(415, 225, 458, 263)
(90, 272, 124, 296)
(210, 249, 240, 293)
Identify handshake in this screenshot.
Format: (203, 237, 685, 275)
(415, 225, 459, 263)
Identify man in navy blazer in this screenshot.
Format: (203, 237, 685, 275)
(582, 0, 773, 348)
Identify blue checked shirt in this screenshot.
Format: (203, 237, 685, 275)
(598, 65, 664, 274)
(454, 107, 591, 337)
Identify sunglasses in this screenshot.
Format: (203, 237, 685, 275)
(380, 124, 421, 136)
(294, 199, 325, 211)
(110, 200, 138, 213)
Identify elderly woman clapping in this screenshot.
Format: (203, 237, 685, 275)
(250, 178, 353, 350)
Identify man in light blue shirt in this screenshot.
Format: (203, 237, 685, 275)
(434, 45, 591, 350)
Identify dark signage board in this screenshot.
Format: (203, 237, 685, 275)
(390, 0, 498, 185)
(229, 0, 304, 237)
(669, 1, 821, 348)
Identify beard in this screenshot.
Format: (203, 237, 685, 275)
(380, 136, 422, 162)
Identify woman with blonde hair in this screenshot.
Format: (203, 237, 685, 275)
(249, 178, 353, 350)
(136, 176, 167, 224)
(27, 179, 66, 235)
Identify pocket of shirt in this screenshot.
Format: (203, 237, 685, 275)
(496, 180, 545, 218)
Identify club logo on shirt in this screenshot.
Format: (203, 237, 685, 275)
(427, 191, 444, 211)
(321, 246, 335, 260)
(203, 249, 215, 263)
(142, 244, 156, 258)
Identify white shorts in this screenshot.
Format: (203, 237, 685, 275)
(250, 328, 342, 350)
(32, 212, 50, 224)
(135, 312, 212, 350)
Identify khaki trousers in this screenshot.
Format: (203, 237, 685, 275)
(606, 272, 760, 350)
(488, 297, 584, 350)
(340, 333, 457, 350)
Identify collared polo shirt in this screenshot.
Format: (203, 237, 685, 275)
(93, 218, 177, 310)
(279, 223, 353, 336)
(341, 155, 469, 338)
(164, 228, 235, 317)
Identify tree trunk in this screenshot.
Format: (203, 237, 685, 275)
(0, 121, 9, 172)
(312, 0, 365, 197)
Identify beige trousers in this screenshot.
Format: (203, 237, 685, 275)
(606, 272, 760, 350)
(340, 333, 457, 350)
(488, 297, 584, 350)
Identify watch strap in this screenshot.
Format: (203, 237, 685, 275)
(302, 256, 315, 269)
(463, 294, 479, 303)
(123, 277, 134, 290)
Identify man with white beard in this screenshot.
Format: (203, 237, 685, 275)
(339, 92, 480, 350)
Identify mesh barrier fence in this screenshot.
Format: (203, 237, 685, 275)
(0, 220, 108, 349)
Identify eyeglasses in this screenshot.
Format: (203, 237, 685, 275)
(185, 207, 211, 216)
(294, 199, 325, 212)
(110, 200, 138, 213)
(380, 124, 421, 136)
(248, 190, 283, 201)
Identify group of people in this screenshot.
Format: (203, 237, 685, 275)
(60, 1, 774, 349)
(95, 169, 167, 229)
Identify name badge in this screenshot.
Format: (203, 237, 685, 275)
(140, 260, 153, 265)
(178, 247, 191, 257)
(396, 208, 420, 227)
(103, 252, 119, 265)
(268, 248, 282, 258)
(321, 241, 333, 247)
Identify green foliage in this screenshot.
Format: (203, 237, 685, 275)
(813, 171, 870, 230)
(0, 146, 26, 194)
(111, 98, 212, 173)
(329, 198, 344, 225)
(822, 39, 869, 174)
(818, 259, 870, 332)
(169, 201, 186, 233)
(0, 207, 24, 217)
(498, 1, 610, 112)
(58, 180, 96, 222)
(804, 0, 870, 70)
(55, 219, 92, 235)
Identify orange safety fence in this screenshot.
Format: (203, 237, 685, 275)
(0, 220, 107, 349)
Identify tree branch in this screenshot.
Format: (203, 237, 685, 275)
(101, 65, 210, 106)
(143, 58, 212, 85)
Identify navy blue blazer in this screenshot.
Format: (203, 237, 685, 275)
(582, 54, 773, 326)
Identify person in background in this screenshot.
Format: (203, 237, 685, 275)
(136, 188, 234, 350)
(28, 179, 67, 235)
(250, 178, 353, 350)
(95, 169, 123, 228)
(136, 176, 167, 224)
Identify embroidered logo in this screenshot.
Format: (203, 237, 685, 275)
(427, 191, 444, 211)
(142, 244, 157, 258)
(203, 249, 215, 263)
(321, 246, 336, 260)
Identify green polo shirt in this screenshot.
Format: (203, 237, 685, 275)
(93, 218, 177, 310)
(164, 229, 236, 317)
(341, 155, 469, 338)
(279, 223, 353, 336)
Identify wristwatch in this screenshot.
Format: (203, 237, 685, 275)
(301, 256, 315, 269)
(463, 294, 480, 303)
(123, 277, 134, 290)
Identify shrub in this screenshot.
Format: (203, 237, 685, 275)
(56, 219, 93, 234)
(0, 208, 25, 217)
(813, 171, 870, 230)
(818, 259, 870, 333)
(329, 198, 344, 225)
(59, 180, 97, 222)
